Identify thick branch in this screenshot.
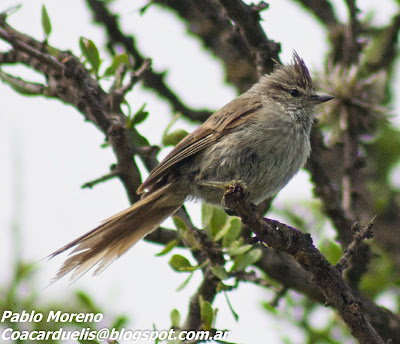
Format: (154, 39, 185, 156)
(222, 182, 385, 344)
(306, 128, 355, 245)
(152, 0, 260, 93)
(217, 0, 281, 74)
(307, 127, 375, 288)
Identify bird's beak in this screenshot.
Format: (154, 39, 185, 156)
(310, 94, 334, 104)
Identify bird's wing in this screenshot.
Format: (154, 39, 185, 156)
(138, 96, 263, 193)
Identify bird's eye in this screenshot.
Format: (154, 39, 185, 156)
(289, 89, 300, 97)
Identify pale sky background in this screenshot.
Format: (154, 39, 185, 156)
(0, 1, 398, 343)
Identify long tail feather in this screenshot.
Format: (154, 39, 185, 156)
(49, 182, 185, 283)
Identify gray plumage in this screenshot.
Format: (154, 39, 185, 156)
(50, 52, 332, 282)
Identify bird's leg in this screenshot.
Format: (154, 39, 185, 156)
(198, 180, 249, 216)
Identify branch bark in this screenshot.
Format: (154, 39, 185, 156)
(222, 182, 387, 344)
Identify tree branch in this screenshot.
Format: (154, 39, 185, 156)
(217, 0, 281, 74)
(291, 0, 339, 27)
(85, 0, 212, 122)
(335, 217, 375, 273)
(152, 0, 260, 93)
(222, 181, 385, 344)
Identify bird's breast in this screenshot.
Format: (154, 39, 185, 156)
(190, 116, 312, 205)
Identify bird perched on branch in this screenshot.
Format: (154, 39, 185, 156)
(50, 52, 332, 282)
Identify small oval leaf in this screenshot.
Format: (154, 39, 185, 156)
(170, 309, 181, 327)
(79, 37, 101, 74)
(169, 254, 196, 272)
(162, 129, 189, 147)
(172, 216, 187, 232)
(227, 244, 253, 256)
(210, 265, 229, 280)
(131, 104, 149, 126)
(222, 218, 241, 248)
(232, 248, 262, 271)
(200, 298, 214, 331)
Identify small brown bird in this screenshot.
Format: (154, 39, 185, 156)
(51, 52, 332, 282)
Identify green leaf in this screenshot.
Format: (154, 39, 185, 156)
(79, 37, 101, 74)
(232, 248, 262, 271)
(226, 243, 253, 255)
(75, 291, 100, 313)
(162, 129, 189, 147)
(2, 5, 22, 18)
(129, 129, 150, 147)
(202, 204, 229, 238)
(222, 218, 241, 248)
(172, 216, 187, 232)
(155, 239, 179, 256)
(244, 248, 263, 265)
(360, 251, 394, 297)
(201, 203, 214, 228)
(41, 5, 52, 38)
(176, 271, 194, 291)
(224, 291, 239, 321)
(127, 103, 149, 128)
(214, 218, 232, 242)
(210, 208, 228, 238)
(215, 217, 241, 242)
(153, 324, 159, 344)
(111, 315, 129, 331)
(262, 301, 279, 315)
(319, 240, 342, 265)
(169, 254, 197, 272)
(199, 296, 214, 331)
(210, 265, 229, 280)
(183, 229, 198, 248)
(170, 309, 181, 327)
(103, 53, 130, 76)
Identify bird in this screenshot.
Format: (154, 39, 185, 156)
(50, 52, 333, 282)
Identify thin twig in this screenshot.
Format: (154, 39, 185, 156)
(0, 27, 63, 72)
(0, 69, 46, 95)
(335, 216, 376, 273)
(81, 170, 119, 189)
(117, 58, 152, 98)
